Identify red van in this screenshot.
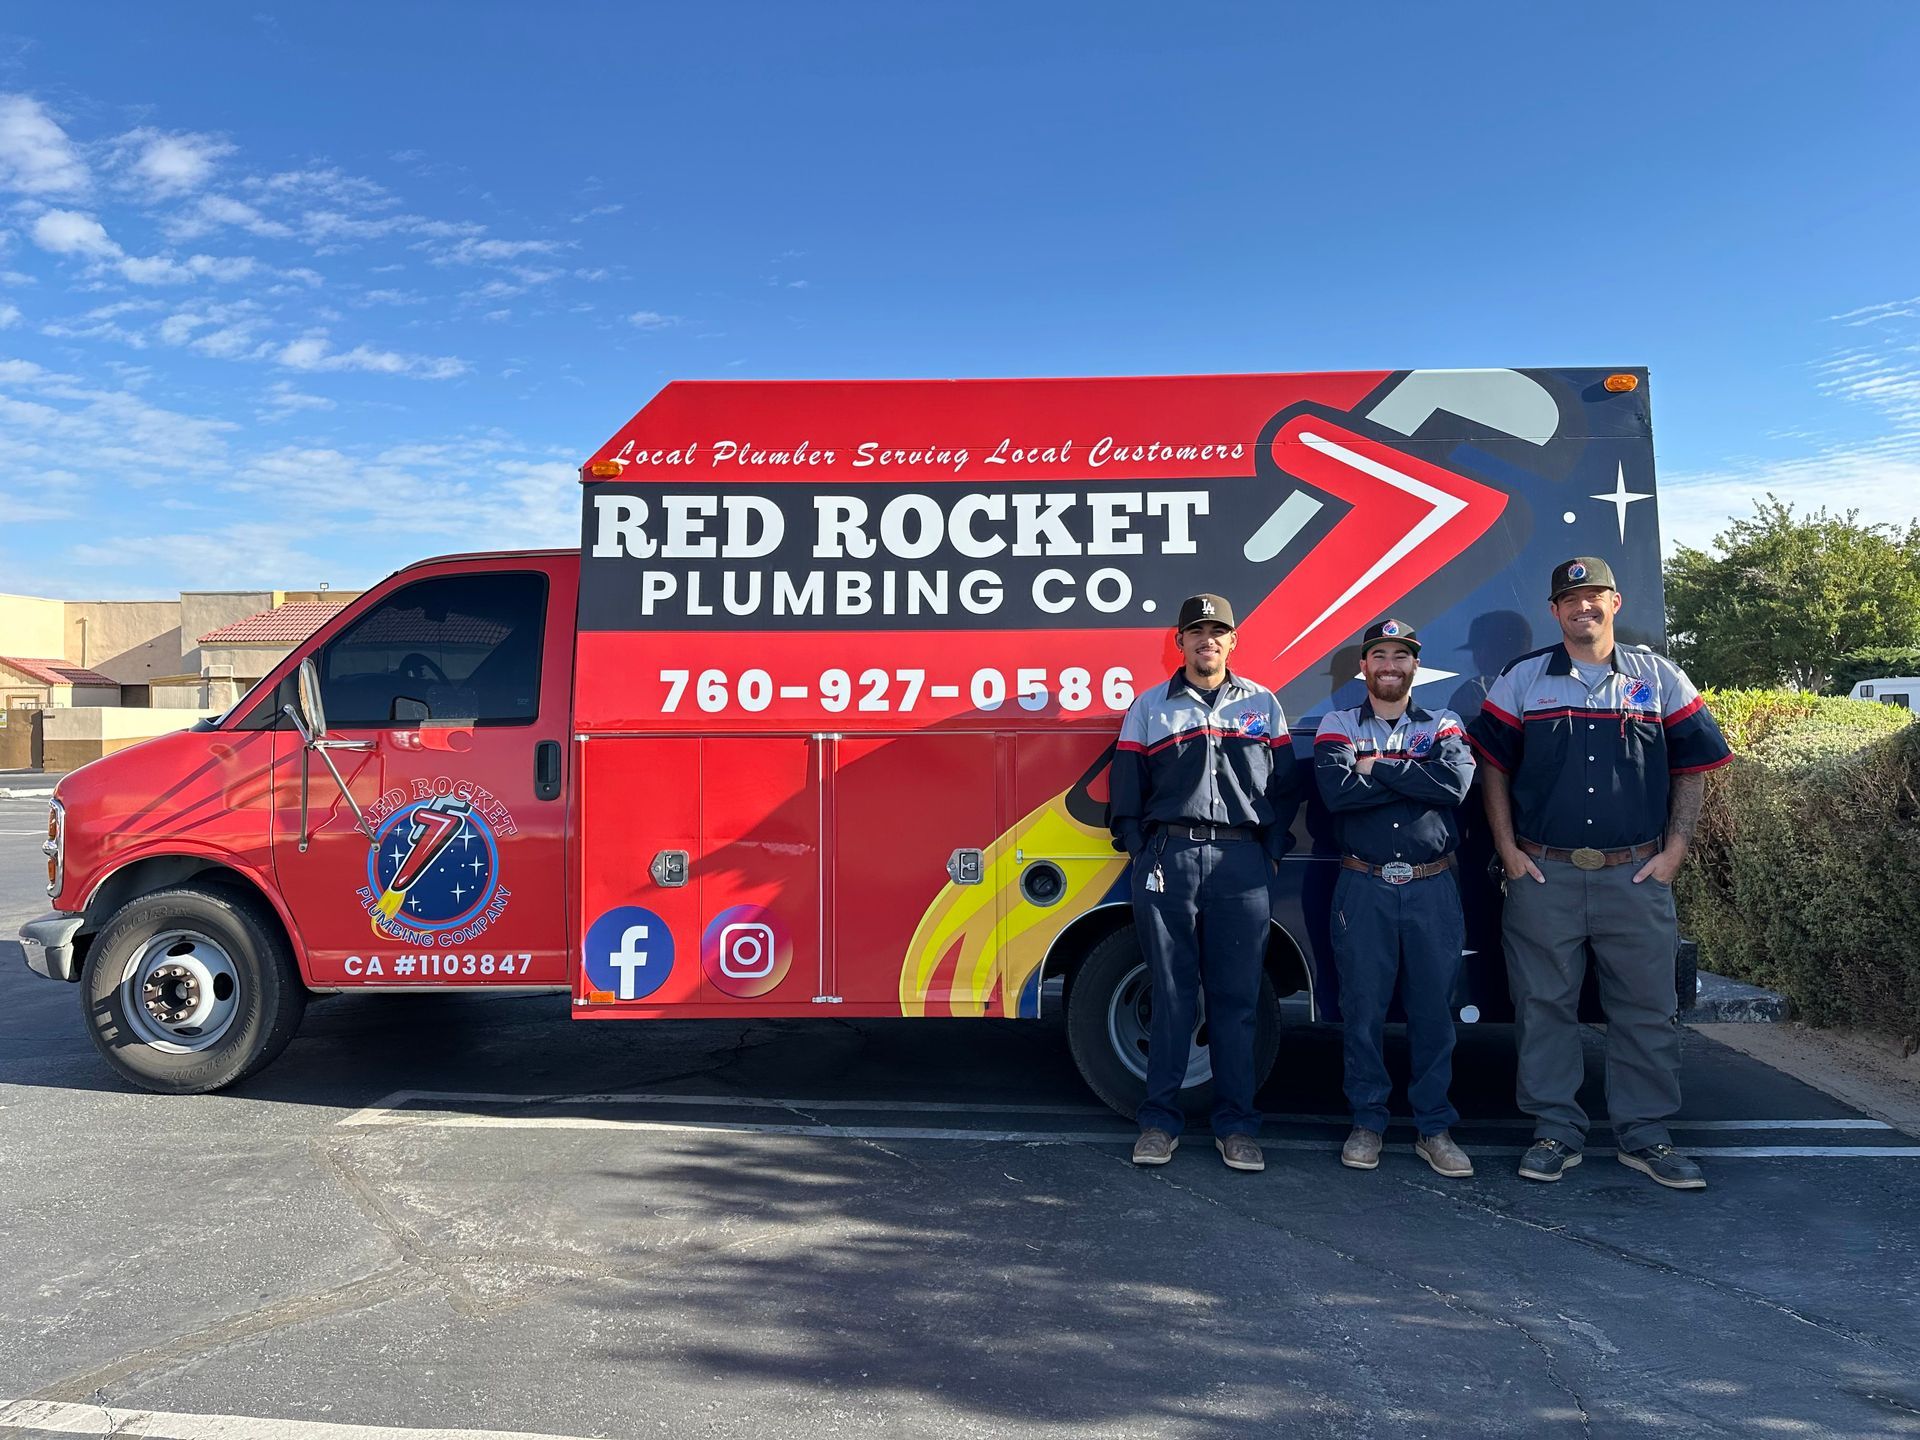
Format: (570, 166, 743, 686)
(20, 368, 1663, 1112)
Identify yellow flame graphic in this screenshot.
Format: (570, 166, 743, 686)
(901, 788, 1127, 1017)
(370, 887, 406, 935)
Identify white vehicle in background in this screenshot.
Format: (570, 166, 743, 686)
(1849, 678, 1920, 715)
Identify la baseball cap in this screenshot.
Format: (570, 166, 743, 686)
(1177, 593, 1236, 630)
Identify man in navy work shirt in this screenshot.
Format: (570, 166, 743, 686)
(1315, 619, 1477, 1178)
(1110, 593, 1299, 1173)
(1468, 557, 1732, 1190)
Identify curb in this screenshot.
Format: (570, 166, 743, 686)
(0, 788, 55, 801)
(1686, 970, 1790, 1024)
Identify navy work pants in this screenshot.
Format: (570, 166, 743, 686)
(1331, 866, 1464, 1136)
(1132, 834, 1269, 1137)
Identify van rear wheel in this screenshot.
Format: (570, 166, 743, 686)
(82, 885, 306, 1094)
(1065, 926, 1280, 1121)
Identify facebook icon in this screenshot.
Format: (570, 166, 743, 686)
(583, 906, 674, 1002)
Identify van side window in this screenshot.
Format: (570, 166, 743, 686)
(1884, 693, 1910, 709)
(319, 572, 548, 727)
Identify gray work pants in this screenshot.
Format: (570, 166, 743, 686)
(1501, 857, 1681, 1152)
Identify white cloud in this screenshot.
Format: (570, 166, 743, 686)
(33, 208, 119, 259)
(257, 380, 336, 422)
(118, 127, 235, 196)
(171, 193, 293, 240)
(0, 94, 90, 196)
(276, 330, 468, 379)
(1661, 453, 1920, 555)
(246, 166, 391, 206)
(0, 301, 18, 328)
(31, 210, 269, 287)
(436, 236, 564, 265)
(627, 309, 681, 330)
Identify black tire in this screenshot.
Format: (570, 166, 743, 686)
(81, 885, 306, 1094)
(1064, 925, 1281, 1120)
(1675, 937, 1699, 1013)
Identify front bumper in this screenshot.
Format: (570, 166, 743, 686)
(19, 912, 85, 982)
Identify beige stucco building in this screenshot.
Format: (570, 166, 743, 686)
(0, 588, 360, 770)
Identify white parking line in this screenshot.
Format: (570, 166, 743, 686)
(340, 1090, 1897, 1135)
(331, 1095, 1920, 1157)
(0, 1399, 597, 1439)
(339, 1089, 1113, 1126)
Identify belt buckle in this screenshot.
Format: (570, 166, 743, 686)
(1186, 825, 1211, 842)
(1381, 861, 1414, 886)
(1569, 846, 1607, 871)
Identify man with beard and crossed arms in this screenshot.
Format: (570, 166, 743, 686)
(1314, 619, 1477, 1177)
(1469, 557, 1732, 1190)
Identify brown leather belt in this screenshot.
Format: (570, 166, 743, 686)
(1167, 823, 1260, 843)
(1341, 854, 1456, 883)
(1517, 837, 1660, 871)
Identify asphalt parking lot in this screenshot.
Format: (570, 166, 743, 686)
(2, 786, 1918, 1439)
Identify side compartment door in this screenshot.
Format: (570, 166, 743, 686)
(272, 565, 573, 988)
(574, 735, 824, 1013)
(832, 733, 1003, 1014)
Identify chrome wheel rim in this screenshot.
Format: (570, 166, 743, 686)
(1104, 960, 1212, 1088)
(119, 930, 240, 1053)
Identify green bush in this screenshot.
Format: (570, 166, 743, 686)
(1677, 691, 1920, 1030)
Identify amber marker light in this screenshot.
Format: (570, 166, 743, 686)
(586, 460, 624, 477)
(1604, 373, 1639, 393)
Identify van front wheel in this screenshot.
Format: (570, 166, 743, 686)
(1064, 926, 1280, 1121)
(82, 885, 306, 1094)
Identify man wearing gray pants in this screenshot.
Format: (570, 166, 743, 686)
(1467, 557, 1732, 1189)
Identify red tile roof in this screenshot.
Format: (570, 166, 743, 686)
(0, 657, 119, 688)
(197, 603, 343, 646)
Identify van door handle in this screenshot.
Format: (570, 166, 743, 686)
(534, 740, 562, 801)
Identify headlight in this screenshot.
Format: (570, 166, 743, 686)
(43, 798, 63, 898)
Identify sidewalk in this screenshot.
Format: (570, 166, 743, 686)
(0, 770, 59, 800)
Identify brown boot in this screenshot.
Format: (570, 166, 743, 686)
(1132, 1128, 1178, 1166)
(1415, 1130, 1474, 1178)
(1340, 1126, 1384, 1170)
(1215, 1133, 1265, 1172)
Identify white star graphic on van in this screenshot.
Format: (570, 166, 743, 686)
(1592, 463, 1652, 542)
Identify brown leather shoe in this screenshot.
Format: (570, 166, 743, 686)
(1132, 1128, 1178, 1165)
(1415, 1130, 1474, 1178)
(1340, 1126, 1384, 1170)
(1215, 1133, 1265, 1172)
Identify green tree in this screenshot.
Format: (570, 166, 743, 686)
(1664, 497, 1920, 692)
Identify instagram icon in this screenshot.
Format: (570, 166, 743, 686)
(700, 905, 790, 998)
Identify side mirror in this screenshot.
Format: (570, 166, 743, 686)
(296, 658, 327, 747)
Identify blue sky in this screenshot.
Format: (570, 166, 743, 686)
(2, 5, 1917, 600)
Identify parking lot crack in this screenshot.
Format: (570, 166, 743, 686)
(28, 1263, 425, 1405)
(1111, 1153, 1605, 1424)
(1396, 1175, 1901, 1358)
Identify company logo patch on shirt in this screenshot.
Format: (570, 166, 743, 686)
(1407, 730, 1434, 757)
(1237, 708, 1269, 738)
(1625, 677, 1654, 709)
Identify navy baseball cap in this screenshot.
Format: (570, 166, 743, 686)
(1360, 618, 1420, 656)
(1550, 556, 1617, 600)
